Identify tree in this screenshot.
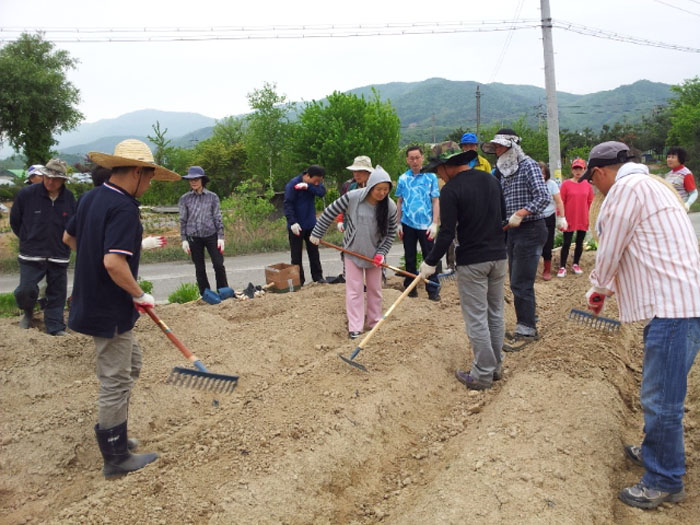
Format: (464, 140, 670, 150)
(292, 89, 401, 186)
(666, 77, 700, 173)
(0, 33, 83, 164)
(244, 82, 296, 192)
(147, 121, 173, 166)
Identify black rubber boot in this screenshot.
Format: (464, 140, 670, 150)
(94, 422, 157, 477)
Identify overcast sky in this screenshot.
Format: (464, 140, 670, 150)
(2, 0, 699, 123)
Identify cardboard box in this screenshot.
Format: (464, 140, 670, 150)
(264, 263, 301, 293)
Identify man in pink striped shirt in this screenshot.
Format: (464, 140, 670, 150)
(581, 141, 700, 510)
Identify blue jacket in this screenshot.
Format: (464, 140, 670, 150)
(283, 174, 327, 231)
(10, 182, 76, 264)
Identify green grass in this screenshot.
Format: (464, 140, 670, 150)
(0, 292, 19, 317)
(168, 282, 200, 304)
(138, 278, 153, 294)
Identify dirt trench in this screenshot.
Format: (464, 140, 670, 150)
(1, 251, 699, 524)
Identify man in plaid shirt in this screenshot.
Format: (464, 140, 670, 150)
(482, 129, 549, 348)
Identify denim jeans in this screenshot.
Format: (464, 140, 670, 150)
(14, 260, 68, 334)
(506, 219, 547, 332)
(640, 317, 700, 492)
(188, 233, 228, 295)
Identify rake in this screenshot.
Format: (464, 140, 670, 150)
(569, 308, 621, 332)
(319, 239, 455, 289)
(143, 306, 239, 393)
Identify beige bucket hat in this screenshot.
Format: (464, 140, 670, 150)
(88, 139, 180, 181)
(346, 155, 373, 172)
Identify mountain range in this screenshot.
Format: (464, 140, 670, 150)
(1, 78, 673, 161)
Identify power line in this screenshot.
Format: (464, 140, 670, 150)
(489, 0, 526, 82)
(652, 0, 700, 16)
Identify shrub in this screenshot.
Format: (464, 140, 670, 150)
(138, 278, 153, 294)
(168, 282, 199, 304)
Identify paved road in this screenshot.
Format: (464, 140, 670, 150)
(0, 244, 408, 303)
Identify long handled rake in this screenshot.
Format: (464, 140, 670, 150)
(144, 306, 239, 393)
(339, 274, 423, 372)
(319, 239, 454, 288)
(569, 308, 621, 332)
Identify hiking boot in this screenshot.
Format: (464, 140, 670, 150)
(572, 263, 583, 275)
(95, 421, 158, 478)
(348, 331, 362, 339)
(428, 291, 441, 302)
(557, 267, 566, 278)
(618, 481, 685, 510)
(455, 370, 492, 390)
(407, 288, 418, 298)
(624, 444, 643, 467)
(503, 333, 539, 352)
(19, 310, 32, 329)
(493, 364, 503, 381)
(51, 330, 68, 336)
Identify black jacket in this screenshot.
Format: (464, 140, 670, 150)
(10, 182, 76, 264)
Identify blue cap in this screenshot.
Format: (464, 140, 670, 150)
(183, 166, 206, 179)
(459, 132, 478, 145)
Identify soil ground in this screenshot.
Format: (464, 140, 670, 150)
(1, 251, 699, 524)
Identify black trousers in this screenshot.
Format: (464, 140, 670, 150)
(188, 233, 228, 295)
(14, 260, 67, 333)
(402, 224, 441, 292)
(541, 213, 556, 261)
(289, 229, 323, 285)
(559, 230, 586, 268)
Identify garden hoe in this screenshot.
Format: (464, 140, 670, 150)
(144, 306, 239, 393)
(339, 274, 423, 372)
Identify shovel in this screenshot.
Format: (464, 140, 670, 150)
(339, 274, 422, 372)
(143, 306, 239, 393)
(319, 239, 452, 288)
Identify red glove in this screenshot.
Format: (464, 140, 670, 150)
(372, 254, 385, 267)
(585, 287, 608, 315)
(133, 293, 155, 314)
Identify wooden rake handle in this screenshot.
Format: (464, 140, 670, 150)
(143, 306, 208, 372)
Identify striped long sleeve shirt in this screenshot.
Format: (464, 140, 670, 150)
(590, 163, 700, 322)
(178, 189, 224, 240)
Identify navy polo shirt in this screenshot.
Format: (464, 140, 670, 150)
(66, 183, 143, 338)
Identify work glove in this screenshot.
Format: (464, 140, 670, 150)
(290, 223, 302, 236)
(182, 240, 190, 255)
(372, 254, 385, 267)
(419, 261, 437, 279)
(686, 202, 692, 211)
(133, 292, 155, 314)
(217, 239, 225, 254)
(508, 213, 523, 228)
(556, 216, 568, 231)
(142, 235, 166, 250)
(294, 182, 308, 190)
(426, 223, 439, 241)
(309, 235, 320, 246)
(585, 287, 610, 316)
(397, 223, 404, 240)
(337, 222, 345, 233)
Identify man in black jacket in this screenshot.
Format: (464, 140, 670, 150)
(10, 158, 76, 334)
(419, 148, 507, 390)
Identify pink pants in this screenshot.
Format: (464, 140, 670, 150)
(345, 258, 383, 332)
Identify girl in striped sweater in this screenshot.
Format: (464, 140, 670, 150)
(311, 166, 398, 339)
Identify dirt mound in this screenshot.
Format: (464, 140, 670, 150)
(2, 251, 699, 524)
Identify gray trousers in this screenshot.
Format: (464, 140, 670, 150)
(94, 329, 142, 428)
(457, 259, 507, 382)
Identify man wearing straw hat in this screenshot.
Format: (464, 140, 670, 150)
(581, 141, 700, 509)
(11, 158, 76, 334)
(63, 139, 180, 477)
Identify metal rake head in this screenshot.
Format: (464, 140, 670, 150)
(167, 367, 239, 393)
(569, 309, 621, 332)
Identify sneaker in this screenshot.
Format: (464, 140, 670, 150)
(348, 331, 362, 339)
(557, 267, 566, 278)
(51, 330, 68, 336)
(315, 277, 328, 284)
(618, 481, 685, 510)
(455, 370, 492, 390)
(502, 333, 539, 352)
(493, 363, 503, 381)
(572, 264, 583, 275)
(427, 291, 441, 302)
(624, 444, 643, 467)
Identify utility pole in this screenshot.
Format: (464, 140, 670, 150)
(540, 0, 562, 180)
(475, 85, 481, 138)
(432, 113, 436, 143)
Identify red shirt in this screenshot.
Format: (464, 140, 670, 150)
(560, 179, 594, 232)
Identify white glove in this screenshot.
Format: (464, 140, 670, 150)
(419, 261, 437, 279)
(217, 239, 225, 254)
(133, 292, 155, 314)
(294, 182, 308, 190)
(309, 235, 320, 246)
(182, 240, 190, 255)
(508, 213, 523, 228)
(397, 224, 404, 240)
(426, 223, 439, 241)
(290, 223, 302, 236)
(556, 216, 568, 231)
(686, 202, 691, 211)
(337, 222, 345, 233)
(142, 235, 166, 250)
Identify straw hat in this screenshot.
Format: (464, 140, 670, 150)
(88, 139, 180, 181)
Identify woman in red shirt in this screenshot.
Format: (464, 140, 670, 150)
(557, 159, 594, 277)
